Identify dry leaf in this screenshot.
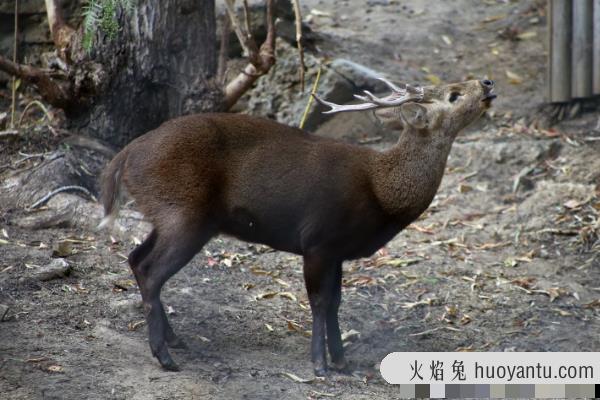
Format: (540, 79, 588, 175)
(250, 267, 270, 275)
(309, 8, 332, 17)
(552, 308, 572, 317)
(505, 70, 523, 84)
(426, 74, 441, 85)
(517, 31, 537, 40)
(281, 371, 314, 383)
(127, 320, 145, 331)
(583, 299, 600, 309)
(546, 287, 566, 302)
(409, 224, 435, 234)
(46, 365, 63, 373)
(274, 278, 290, 287)
(564, 199, 584, 209)
(482, 14, 506, 23)
(287, 320, 302, 332)
(458, 183, 473, 193)
(279, 292, 297, 302)
(511, 277, 536, 289)
(445, 305, 459, 318)
(113, 279, 136, 291)
(375, 256, 422, 268)
(504, 258, 518, 268)
(401, 298, 434, 309)
(256, 292, 278, 300)
(341, 329, 361, 342)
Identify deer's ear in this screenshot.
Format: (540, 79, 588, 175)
(400, 103, 428, 129)
(373, 107, 404, 130)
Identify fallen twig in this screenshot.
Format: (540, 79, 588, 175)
(28, 185, 97, 210)
(409, 327, 441, 336)
(17, 100, 51, 128)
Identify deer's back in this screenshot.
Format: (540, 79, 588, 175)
(119, 113, 393, 257)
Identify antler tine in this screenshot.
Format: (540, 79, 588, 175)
(405, 83, 423, 95)
(353, 93, 372, 102)
(359, 87, 424, 107)
(377, 77, 406, 93)
(312, 93, 379, 114)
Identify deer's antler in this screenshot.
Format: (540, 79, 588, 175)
(313, 77, 424, 114)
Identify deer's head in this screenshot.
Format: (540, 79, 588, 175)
(314, 78, 496, 139)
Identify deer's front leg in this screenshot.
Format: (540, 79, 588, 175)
(326, 261, 346, 371)
(303, 253, 339, 376)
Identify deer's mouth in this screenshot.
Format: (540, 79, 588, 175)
(482, 91, 497, 107)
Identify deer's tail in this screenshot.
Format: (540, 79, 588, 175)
(98, 149, 128, 230)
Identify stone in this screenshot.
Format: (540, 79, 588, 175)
(241, 41, 393, 132)
(34, 258, 71, 281)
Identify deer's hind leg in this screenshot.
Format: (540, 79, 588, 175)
(128, 229, 187, 349)
(130, 217, 215, 371)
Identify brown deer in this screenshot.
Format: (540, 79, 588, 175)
(100, 78, 496, 375)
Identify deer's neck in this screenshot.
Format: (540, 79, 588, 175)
(370, 128, 455, 221)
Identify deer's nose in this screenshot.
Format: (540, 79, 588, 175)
(480, 79, 494, 91)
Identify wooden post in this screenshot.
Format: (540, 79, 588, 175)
(549, 0, 572, 102)
(571, 0, 593, 98)
(593, 0, 600, 94)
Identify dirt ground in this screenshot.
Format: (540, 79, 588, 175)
(1, 0, 600, 399)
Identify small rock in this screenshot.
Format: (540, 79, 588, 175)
(330, 59, 391, 93)
(35, 259, 71, 281)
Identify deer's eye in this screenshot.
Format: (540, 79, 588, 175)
(449, 92, 461, 103)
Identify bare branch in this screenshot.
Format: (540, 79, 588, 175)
(291, 0, 305, 91)
(217, 14, 231, 85)
(223, 0, 276, 110)
(224, 0, 258, 59)
(0, 54, 73, 110)
(44, 0, 75, 60)
(242, 0, 252, 40)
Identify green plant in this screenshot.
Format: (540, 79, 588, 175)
(82, 0, 135, 51)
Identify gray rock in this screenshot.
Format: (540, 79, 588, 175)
(329, 59, 389, 93)
(242, 41, 392, 132)
(35, 259, 71, 281)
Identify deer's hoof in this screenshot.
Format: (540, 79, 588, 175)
(314, 366, 328, 377)
(154, 347, 180, 371)
(330, 358, 350, 374)
(159, 358, 180, 372)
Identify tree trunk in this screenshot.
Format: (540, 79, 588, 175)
(69, 0, 222, 146)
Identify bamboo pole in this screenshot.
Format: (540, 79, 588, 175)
(571, 0, 593, 98)
(593, 0, 600, 94)
(549, 0, 572, 102)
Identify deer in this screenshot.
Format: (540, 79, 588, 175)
(99, 78, 496, 376)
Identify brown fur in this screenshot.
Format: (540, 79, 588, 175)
(100, 79, 495, 374)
